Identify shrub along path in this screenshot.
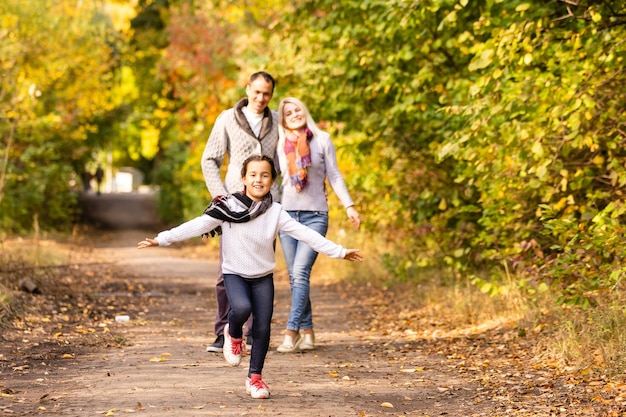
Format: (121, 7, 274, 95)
(1, 230, 624, 416)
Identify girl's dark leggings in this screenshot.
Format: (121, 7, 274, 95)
(223, 273, 274, 376)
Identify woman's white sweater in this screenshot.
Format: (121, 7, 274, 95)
(277, 131, 354, 211)
(155, 203, 346, 278)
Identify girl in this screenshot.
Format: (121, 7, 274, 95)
(137, 155, 362, 399)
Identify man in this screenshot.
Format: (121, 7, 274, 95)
(201, 71, 279, 352)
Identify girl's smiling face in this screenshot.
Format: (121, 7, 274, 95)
(242, 160, 275, 201)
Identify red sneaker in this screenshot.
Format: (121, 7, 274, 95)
(245, 374, 270, 399)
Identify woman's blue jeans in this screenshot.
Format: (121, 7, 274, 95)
(279, 211, 329, 332)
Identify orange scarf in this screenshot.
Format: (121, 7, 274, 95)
(284, 128, 312, 192)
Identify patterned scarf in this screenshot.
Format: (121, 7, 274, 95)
(284, 128, 313, 192)
(202, 191, 273, 237)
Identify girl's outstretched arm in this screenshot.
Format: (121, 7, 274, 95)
(344, 249, 363, 262)
(137, 238, 159, 249)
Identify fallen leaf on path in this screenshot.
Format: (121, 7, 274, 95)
(149, 356, 166, 362)
(62, 354, 74, 359)
(403, 366, 425, 373)
(328, 370, 339, 377)
(380, 402, 394, 408)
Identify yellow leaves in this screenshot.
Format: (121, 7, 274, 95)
(328, 370, 340, 378)
(400, 366, 424, 373)
(62, 353, 74, 359)
(149, 352, 171, 362)
(523, 53, 533, 65)
(380, 402, 394, 408)
(590, 9, 602, 23)
(468, 48, 494, 71)
(139, 122, 160, 160)
(531, 141, 543, 157)
(592, 154, 605, 166)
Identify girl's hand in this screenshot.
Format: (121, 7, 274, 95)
(344, 249, 363, 262)
(137, 238, 159, 249)
(347, 206, 361, 229)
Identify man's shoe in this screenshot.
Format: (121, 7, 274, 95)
(206, 334, 224, 353)
(276, 333, 301, 353)
(299, 332, 315, 351)
(246, 374, 270, 399)
(223, 324, 244, 366)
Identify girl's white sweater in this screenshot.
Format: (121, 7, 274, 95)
(155, 203, 346, 278)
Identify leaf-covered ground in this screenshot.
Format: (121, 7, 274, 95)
(1, 231, 625, 416)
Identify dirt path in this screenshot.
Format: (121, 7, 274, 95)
(1, 230, 491, 417)
(4, 231, 625, 416)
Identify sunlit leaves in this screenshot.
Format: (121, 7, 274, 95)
(279, 0, 626, 303)
(0, 0, 123, 231)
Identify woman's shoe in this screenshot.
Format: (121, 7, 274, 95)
(276, 333, 301, 353)
(299, 332, 315, 351)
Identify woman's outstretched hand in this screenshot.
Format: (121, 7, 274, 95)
(137, 238, 159, 249)
(347, 206, 361, 229)
(344, 249, 363, 262)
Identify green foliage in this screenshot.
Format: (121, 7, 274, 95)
(436, 1, 626, 303)
(0, 0, 122, 232)
(276, 0, 626, 304)
(4, 0, 626, 316)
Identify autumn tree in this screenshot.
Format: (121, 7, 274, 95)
(278, 0, 626, 302)
(0, 0, 123, 232)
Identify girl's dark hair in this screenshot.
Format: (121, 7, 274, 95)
(249, 71, 276, 92)
(241, 155, 277, 180)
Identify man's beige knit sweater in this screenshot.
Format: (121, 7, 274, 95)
(201, 98, 279, 198)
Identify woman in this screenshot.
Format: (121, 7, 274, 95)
(138, 155, 362, 399)
(276, 98, 361, 353)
